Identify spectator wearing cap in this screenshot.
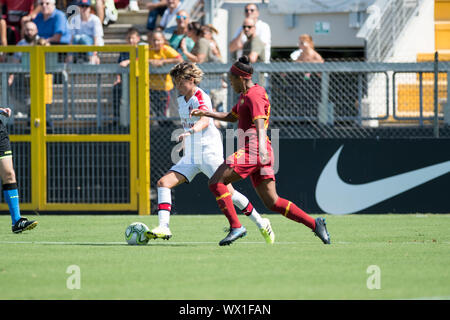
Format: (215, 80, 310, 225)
(229, 3, 271, 63)
(33, 0, 71, 44)
(69, 0, 104, 64)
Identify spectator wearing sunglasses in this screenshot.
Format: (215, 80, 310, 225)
(240, 18, 265, 63)
(33, 0, 71, 44)
(229, 3, 271, 63)
(168, 9, 194, 60)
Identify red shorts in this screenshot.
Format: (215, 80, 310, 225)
(225, 140, 275, 187)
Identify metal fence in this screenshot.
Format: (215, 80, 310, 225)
(148, 59, 450, 210)
(357, 0, 424, 62)
(149, 60, 450, 138)
(0, 45, 150, 214)
(1, 45, 449, 213)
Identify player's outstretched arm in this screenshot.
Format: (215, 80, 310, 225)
(190, 109, 237, 123)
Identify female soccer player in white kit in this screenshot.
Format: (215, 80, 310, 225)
(147, 62, 275, 244)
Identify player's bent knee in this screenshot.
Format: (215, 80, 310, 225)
(157, 177, 171, 189)
(1, 171, 16, 184)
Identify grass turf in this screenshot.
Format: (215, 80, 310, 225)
(0, 214, 449, 300)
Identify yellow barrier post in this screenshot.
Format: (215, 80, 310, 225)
(137, 45, 151, 215)
(30, 45, 46, 211)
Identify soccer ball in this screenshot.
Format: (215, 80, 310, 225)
(125, 222, 150, 245)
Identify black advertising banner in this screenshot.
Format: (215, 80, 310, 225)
(173, 139, 450, 214)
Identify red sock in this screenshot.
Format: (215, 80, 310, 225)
(209, 183, 242, 229)
(271, 197, 316, 230)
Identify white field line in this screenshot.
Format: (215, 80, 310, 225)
(404, 296, 450, 300)
(0, 240, 298, 245)
(0, 240, 449, 246)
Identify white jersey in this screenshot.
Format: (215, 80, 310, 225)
(177, 87, 223, 161)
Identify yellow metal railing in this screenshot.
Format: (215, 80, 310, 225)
(0, 45, 151, 214)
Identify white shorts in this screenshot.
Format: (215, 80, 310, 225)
(170, 153, 224, 183)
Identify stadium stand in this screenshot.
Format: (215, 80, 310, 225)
(396, 0, 450, 120)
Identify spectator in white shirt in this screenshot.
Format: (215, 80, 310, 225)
(70, 0, 104, 64)
(158, 0, 182, 35)
(229, 3, 271, 63)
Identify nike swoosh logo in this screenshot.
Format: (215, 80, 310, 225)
(315, 145, 450, 214)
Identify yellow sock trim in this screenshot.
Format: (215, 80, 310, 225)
(284, 201, 292, 217)
(215, 192, 231, 201)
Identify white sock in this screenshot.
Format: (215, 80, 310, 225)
(157, 187, 172, 228)
(231, 190, 264, 228)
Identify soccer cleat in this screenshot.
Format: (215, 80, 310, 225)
(219, 226, 247, 246)
(259, 218, 275, 244)
(12, 218, 38, 234)
(146, 226, 172, 240)
(313, 217, 331, 244)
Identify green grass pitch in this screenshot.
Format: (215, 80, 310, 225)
(0, 214, 449, 300)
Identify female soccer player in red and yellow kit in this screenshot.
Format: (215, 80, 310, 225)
(191, 56, 330, 246)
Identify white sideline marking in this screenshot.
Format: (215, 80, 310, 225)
(406, 296, 450, 300)
(0, 240, 448, 246)
(0, 240, 296, 245)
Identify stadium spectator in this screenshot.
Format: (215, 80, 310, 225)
(69, 0, 104, 64)
(8, 21, 40, 94)
(292, 34, 323, 114)
(146, 0, 167, 31)
(8, 23, 53, 129)
(168, 9, 194, 60)
(201, 24, 222, 63)
(181, 21, 216, 64)
(91, 0, 104, 25)
(158, 0, 182, 35)
(294, 34, 324, 63)
(127, 0, 139, 11)
(33, 0, 71, 44)
(0, 0, 40, 47)
(68, 0, 117, 26)
(113, 27, 144, 126)
(240, 18, 265, 63)
(148, 30, 182, 118)
(229, 3, 271, 63)
(102, 0, 118, 26)
(10, 21, 40, 65)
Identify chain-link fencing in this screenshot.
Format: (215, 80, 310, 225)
(148, 59, 450, 210)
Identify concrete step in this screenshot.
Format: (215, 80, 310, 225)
(116, 9, 149, 25)
(103, 22, 148, 44)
